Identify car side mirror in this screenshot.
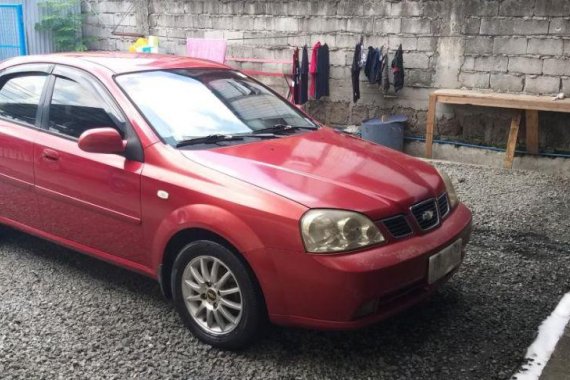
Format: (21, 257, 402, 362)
(78, 128, 126, 154)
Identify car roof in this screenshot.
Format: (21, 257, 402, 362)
(1, 51, 229, 74)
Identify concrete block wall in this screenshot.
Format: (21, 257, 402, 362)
(82, 0, 570, 152)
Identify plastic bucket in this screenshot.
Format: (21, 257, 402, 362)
(361, 115, 407, 151)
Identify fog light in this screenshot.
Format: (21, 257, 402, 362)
(354, 299, 379, 319)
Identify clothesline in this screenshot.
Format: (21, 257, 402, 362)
(225, 33, 500, 41)
(226, 33, 319, 41)
(225, 34, 406, 103)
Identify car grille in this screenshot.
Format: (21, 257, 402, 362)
(410, 198, 440, 231)
(380, 192, 450, 239)
(382, 215, 412, 238)
(437, 193, 450, 218)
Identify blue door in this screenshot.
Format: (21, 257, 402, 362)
(0, 4, 27, 60)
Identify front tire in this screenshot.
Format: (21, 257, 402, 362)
(171, 240, 264, 349)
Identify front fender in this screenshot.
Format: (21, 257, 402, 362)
(151, 203, 264, 271)
(150, 203, 289, 315)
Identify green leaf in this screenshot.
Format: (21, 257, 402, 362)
(35, 0, 90, 52)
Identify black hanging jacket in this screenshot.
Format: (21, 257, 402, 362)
(373, 47, 383, 84)
(364, 46, 374, 82)
(316, 43, 329, 99)
(392, 44, 405, 92)
(300, 45, 309, 104)
(369, 48, 381, 84)
(351, 42, 362, 103)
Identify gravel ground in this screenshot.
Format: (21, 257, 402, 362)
(1, 162, 569, 380)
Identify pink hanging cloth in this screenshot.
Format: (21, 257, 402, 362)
(186, 38, 227, 63)
(309, 41, 321, 98)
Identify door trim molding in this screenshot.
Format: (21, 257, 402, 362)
(0, 171, 33, 189)
(35, 185, 142, 225)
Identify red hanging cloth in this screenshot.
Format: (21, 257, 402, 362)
(309, 41, 321, 98)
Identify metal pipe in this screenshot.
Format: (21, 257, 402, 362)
(404, 136, 570, 158)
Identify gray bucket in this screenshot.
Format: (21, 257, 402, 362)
(361, 115, 407, 151)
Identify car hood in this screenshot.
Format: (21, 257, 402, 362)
(181, 128, 444, 219)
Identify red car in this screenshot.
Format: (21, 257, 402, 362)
(0, 53, 472, 349)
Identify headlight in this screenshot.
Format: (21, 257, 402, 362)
(300, 210, 385, 254)
(436, 168, 458, 208)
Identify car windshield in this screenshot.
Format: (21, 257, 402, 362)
(116, 69, 317, 146)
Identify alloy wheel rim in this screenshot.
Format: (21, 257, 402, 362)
(181, 255, 243, 335)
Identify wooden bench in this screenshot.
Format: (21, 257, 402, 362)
(425, 89, 570, 168)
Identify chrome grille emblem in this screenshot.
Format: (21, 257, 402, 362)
(421, 210, 435, 222)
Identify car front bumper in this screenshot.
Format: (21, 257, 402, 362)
(266, 203, 473, 330)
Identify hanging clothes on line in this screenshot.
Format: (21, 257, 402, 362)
(292, 47, 300, 104)
(300, 45, 309, 104)
(392, 44, 405, 93)
(368, 48, 382, 84)
(345, 42, 404, 102)
(374, 47, 384, 85)
(351, 42, 362, 103)
(299, 45, 309, 104)
(316, 43, 330, 99)
(381, 50, 390, 94)
(364, 46, 374, 81)
(309, 41, 321, 98)
(359, 44, 367, 68)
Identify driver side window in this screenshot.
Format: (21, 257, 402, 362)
(48, 77, 123, 139)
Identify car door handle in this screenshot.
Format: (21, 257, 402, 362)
(41, 149, 60, 161)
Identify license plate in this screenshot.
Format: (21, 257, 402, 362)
(428, 239, 463, 284)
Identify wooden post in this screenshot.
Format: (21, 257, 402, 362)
(525, 110, 539, 155)
(425, 93, 437, 158)
(504, 112, 522, 169)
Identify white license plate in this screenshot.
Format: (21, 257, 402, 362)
(428, 239, 463, 284)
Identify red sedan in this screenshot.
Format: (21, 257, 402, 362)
(0, 53, 472, 349)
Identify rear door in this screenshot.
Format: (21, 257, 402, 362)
(0, 64, 51, 229)
(33, 65, 147, 264)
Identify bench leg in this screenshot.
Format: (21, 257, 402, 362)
(525, 110, 539, 155)
(504, 112, 522, 169)
(425, 93, 437, 158)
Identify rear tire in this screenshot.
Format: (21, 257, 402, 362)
(171, 240, 264, 350)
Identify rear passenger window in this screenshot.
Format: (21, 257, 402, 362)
(0, 75, 47, 126)
(48, 77, 122, 139)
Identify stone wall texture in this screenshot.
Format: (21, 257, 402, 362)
(82, 0, 570, 152)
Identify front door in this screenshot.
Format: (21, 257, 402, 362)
(33, 66, 146, 264)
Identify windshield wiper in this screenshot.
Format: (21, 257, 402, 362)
(175, 133, 280, 148)
(176, 134, 244, 148)
(253, 124, 318, 134)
